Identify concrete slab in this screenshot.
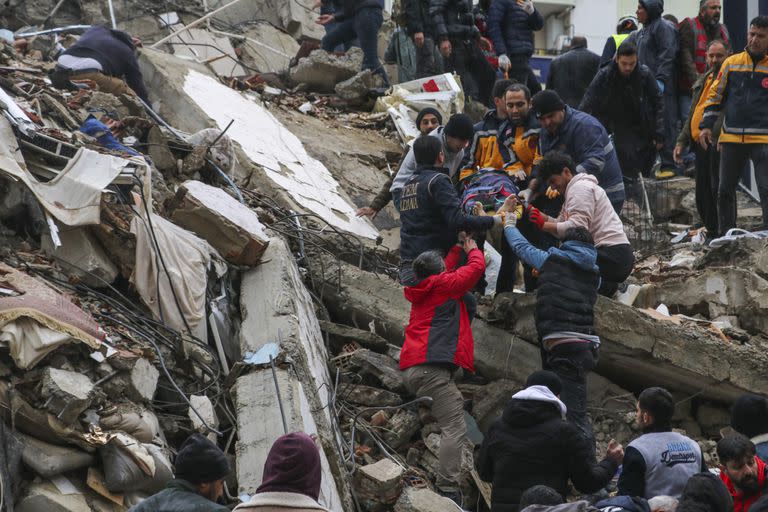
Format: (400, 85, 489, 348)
(168, 27, 247, 77)
(140, 49, 378, 240)
(42, 225, 119, 288)
(168, 180, 270, 266)
(240, 23, 299, 74)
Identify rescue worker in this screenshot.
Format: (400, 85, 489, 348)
(674, 39, 729, 237)
(700, 16, 768, 235)
(600, 15, 639, 66)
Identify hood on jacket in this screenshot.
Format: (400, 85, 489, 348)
(256, 432, 322, 501)
(548, 241, 598, 273)
(236, 491, 329, 511)
(504, 385, 568, 424)
(678, 472, 733, 512)
(595, 496, 651, 512)
(640, 0, 664, 22)
(522, 500, 597, 512)
(404, 271, 441, 303)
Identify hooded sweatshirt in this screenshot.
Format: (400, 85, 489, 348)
(399, 245, 485, 372)
(235, 433, 328, 512)
(556, 173, 629, 247)
(477, 386, 617, 512)
(628, 0, 678, 89)
(720, 456, 768, 512)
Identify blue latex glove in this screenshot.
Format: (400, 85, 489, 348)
(656, 80, 665, 94)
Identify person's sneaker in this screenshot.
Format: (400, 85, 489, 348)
(655, 168, 676, 180)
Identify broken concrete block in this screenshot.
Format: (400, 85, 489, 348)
(335, 69, 385, 101)
(129, 358, 160, 403)
(318, 320, 388, 353)
(289, 48, 363, 93)
(491, 292, 768, 403)
(349, 349, 406, 394)
(168, 180, 270, 266)
(344, 385, 403, 407)
(39, 367, 95, 425)
(16, 481, 92, 512)
(147, 126, 177, 173)
(41, 226, 118, 288)
(472, 379, 519, 432)
(20, 433, 94, 478)
(188, 394, 218, 433)
(355, 458, 404, 504)
(241, 23, 300, 74)
(395, 487, 459, 512)
(380, 409, 421, 450)
(696, 403, 731, 438)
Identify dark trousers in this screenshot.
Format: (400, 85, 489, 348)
(519, 194, 563, 292)
(542, 341, 599, 450)
(596, 244, 634, 297)
(416, 37, 441, 78)
(446, 39, 495, 103)
(659, 92, 678, 170)
(507, 54, 542, 95)
(694, 143, 720, 236)
(495, 233, 518, 294)
(321, 7, 389, 84)
(718, 143, 768, 234)
(614, 129, 656, 179)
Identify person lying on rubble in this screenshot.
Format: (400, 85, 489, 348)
(399, 236, 485, 507)
(397, 134, 498, 286)
(390, 113, 476, 213)
(357, 107, 443, 219)
(618, 387, 706, 499)
(521, 150, 634, 297)
(480, 197, 600, 449)
(477, 371, 624, 512)
(731, 394, 768, 462)
(128, 433, 230, 512)
(717, 434, 768, 511)
(49, 26, 150, 104)
(234, 432, 329, 511)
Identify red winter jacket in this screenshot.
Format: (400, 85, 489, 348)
(399, 246, 485, 372)
(721, 456, 768, 512)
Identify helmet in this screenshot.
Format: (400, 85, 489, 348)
(617, 15, 639, 33)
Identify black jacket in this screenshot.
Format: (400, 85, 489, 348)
(128, 479, 228, 512)
(404, 0, 434, 37)
(486, 0, 543, 58)
(429, 0, 478, 41)
(477, 399, 618, 512)
(332, 0, 382, 21)
(399, 165, 494, 262)
(536, 248, 599, 339)
(627, 0, 678, 90)
(580, 61, 664, 142)
(62, 26, 149, 103)
(546, 45, 601, 108)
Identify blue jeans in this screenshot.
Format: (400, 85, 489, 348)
(321, 7, 389, 84)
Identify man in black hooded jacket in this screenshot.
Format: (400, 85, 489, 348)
(477, 371, 624, 512)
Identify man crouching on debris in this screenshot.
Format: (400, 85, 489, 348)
(399, 236, 485, 506)
(398, 134, 498, 286)
(487, 197, 601, 448)
(129, 433, 230, 512)
(50, 26, 150, 104)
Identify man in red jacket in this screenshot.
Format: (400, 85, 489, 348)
(400, 236, 485, 504)
(718, 434, 768, 512)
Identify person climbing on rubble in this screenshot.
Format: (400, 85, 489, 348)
(477, 371, 624, 512)
(517, 151, 634, 297)
(234, 432, 329, 511)
(618, 387, 706, 499)
(316, 0, 389, 85)
(717, 434, 768, 510)
(478, 196, 600, 447)
(128, 433, 230, 512)
(398, 134, 498, 286)
(399, 235, 485, 506)
(50, 26, 150, 104)
(731, 394, 768, 462)
(356, 107, 442, 219)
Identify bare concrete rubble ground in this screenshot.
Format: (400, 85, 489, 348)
(0, 1, 764, 512)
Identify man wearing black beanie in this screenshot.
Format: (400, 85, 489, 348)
(129, 433, 230, 511)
